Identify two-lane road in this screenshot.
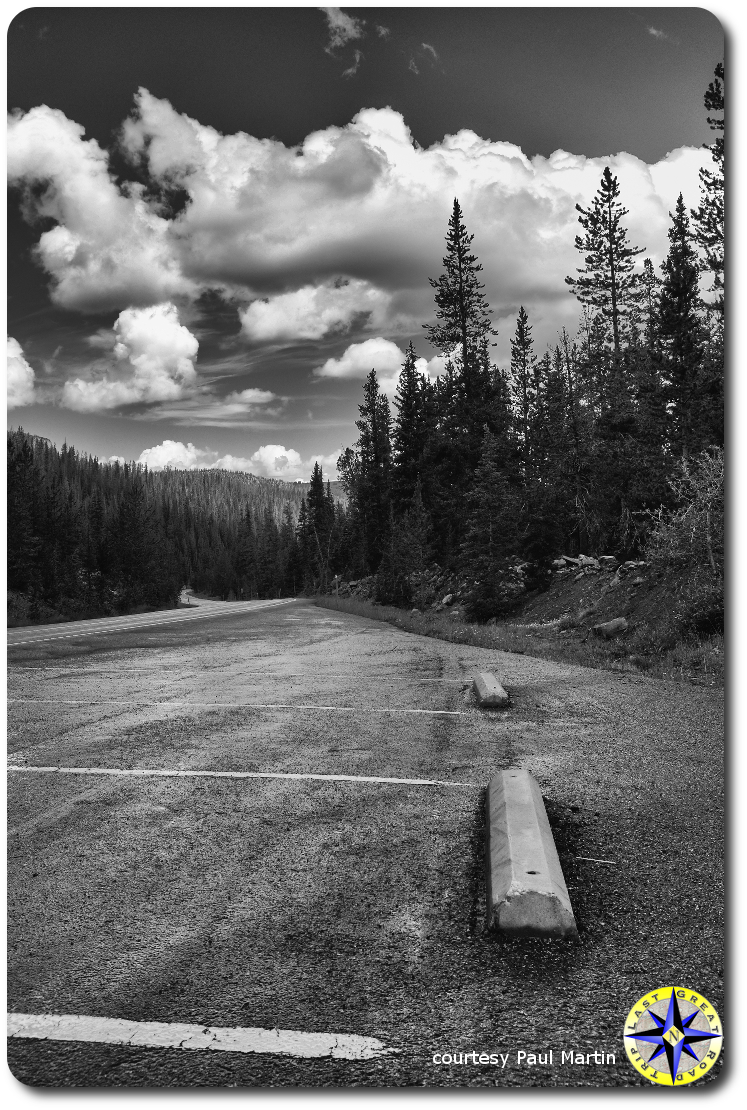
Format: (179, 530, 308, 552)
(7, 600, 723, 1087)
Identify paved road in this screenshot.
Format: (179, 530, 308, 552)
(7, 601, 724, 1088)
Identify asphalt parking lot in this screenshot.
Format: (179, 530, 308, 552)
(7, 598, 724, 1087)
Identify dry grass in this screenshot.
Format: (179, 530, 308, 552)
(315, 594, 723, 688)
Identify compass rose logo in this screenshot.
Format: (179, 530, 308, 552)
(624, 986, 722, 1085)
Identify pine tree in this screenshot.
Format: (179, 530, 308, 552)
(692, 62, 724, 319)
(565, 167, 644, 358)
(391, 341, 430, 514)
(659, 194, 704, 457)
(424, 198, 495, 367)
(345, 370, 392, 572)
(509, 306, 538, 476)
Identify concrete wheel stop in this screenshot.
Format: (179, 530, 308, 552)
(473, 672, 509, 708)
(486, 768, 578, 938)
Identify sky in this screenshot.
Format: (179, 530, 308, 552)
(6, 5, 725, 480)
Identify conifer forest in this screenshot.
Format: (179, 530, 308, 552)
(8, 65, 723, 628)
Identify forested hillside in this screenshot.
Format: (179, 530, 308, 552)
(7, 431, 343, 621)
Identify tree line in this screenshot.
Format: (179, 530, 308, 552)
(6, 432, 347, 618)
(334, 63, 724, 617)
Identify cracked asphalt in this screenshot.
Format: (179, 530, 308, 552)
(7, 599, 724, 1087)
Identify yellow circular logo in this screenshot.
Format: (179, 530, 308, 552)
(624, 986, 722, 1085)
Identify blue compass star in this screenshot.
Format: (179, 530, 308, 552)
(626, 988, 720, 1081)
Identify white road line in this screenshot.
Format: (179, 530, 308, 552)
(7, 765, 479, 788)
(8, 700, 464, 715)
(7, 600, 293, 647)
(7, 1013, 395, 1060)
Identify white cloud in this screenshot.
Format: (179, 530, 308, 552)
(7, 105, 194, 311)
(316, 336, 404, 380)
(320, 8, 365, 53)
(61, 303, 198, 412)
(239, 279, 391, 342)
(137, 440, 339, 480)
(138, 440, 211, 469)
(315, 336, 446, 396)
(10, 90, 713, 358)
(7, 337, 37, 408)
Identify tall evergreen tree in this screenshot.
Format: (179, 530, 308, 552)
(692, 61, 724, 319)
(343, 370, 392, 573)
(424, 198, 495, 367)
(509, 306, 538, 476)
(391, 341, 430, 515)
(565, 167, 644, 358)
(659, 194, 704, 457)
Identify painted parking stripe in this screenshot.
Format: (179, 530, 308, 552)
(7, 765, 479, 788)
(7, 1013, 395, 1060)
(8, 700, 464, 715)
(7, 599, 293, 647)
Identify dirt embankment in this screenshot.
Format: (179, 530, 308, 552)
(321, 554, 723, 687)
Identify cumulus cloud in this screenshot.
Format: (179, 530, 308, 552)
(137, 440, 339, 480)
(7, 105, 194, 311)
(315, 336, 446, 396)
(239, 279, 391, 342)
(10, 89, 713, 358)
(138, 440, 211, 469)
(61, 303, 198, 411)
(320, 7, 365, 53)
(7, 337, 37, 408)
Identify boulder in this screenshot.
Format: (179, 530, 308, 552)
(577, 555, 600, 569)
(442, 594, 453, 606)
(592, 617, 629, 639)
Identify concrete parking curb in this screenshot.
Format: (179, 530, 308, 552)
(473, 672, 509, 708)
(486, 768, 578, 938)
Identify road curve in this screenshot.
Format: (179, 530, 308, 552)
(7, 597, 294, 648)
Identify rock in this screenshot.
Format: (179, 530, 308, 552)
(574, 571, 585, 581)
(577, 555, 600, 569)
(562, 555, 580, 566)
(552, 558, 567, 570)
(410, 608, 421, 616)
(592, 617, 629, 639)
(442, 594, 453, 606)
(631, 577, 645, 586)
